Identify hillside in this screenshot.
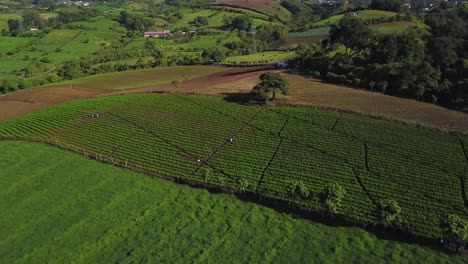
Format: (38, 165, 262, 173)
(1, 140, 465, 263)
(1, 93, 466, 241)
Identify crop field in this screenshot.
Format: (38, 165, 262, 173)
(47, 66, 228, 90)
(0, 93, 467, 240)
(313, 10, 397, 27)
(369, 22, 417, 33)
(213, 0, 291, 21)
(289, 27, 331, 38)
(223, 51, 295, 65)
(2, 141, 465, 263)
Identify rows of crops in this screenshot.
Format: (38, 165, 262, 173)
(0, 93, 466, 239)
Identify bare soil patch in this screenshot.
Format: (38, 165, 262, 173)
(1, 66, 467, 133)
(276, 73, 468, 133)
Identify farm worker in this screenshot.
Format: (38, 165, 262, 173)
(229, 137, 234, 143)
(197, 159, 201, 162)
(96, 113, 100, 118)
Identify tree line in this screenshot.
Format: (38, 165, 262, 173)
(290, 5, 468, 111)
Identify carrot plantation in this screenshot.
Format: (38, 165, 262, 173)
(0, 93, 466, 240)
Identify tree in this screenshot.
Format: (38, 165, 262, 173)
(237, 179, 249, 193)
(442, 215, 468, 240)
(192, 16, 208, 27)
(288, 180, 310, 200)
(319, 183, 346, 214)
(153, 48, 164, 66)
(376, 199, 402, 226)
(252, 72, 290, 103)
(369, 0, 402, 12)
(227, 15, 252, 31)
(329, 17, 372, 62)
(201, 48, 226, 63)
(7, 19, 20, 36)
(441, 214, 468, 252)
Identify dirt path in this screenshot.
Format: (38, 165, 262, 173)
(1, 66, 467, 133)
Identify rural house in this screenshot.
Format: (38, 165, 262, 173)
(144, 30, 171, 38)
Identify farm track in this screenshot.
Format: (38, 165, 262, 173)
(271, 108, 463, 176)
(47, 116, 89, 140)
(364, 143, 370, 172)
(177, 95, 366, 169)
(459, 139, 468, 209)
(109, 132, 133, 157)
(330, 113, 343, 131)
(189, 110, 263, 177)
(352, 168, 378, 208)
(107, 111, 237, 181)
(255, 118, 289, 192)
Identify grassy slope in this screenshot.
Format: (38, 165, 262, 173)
(47, 66, 228, 90)
(224, 51, 295, 64)
(313, 10, 397, 27)
(0, 140, 465, 263)
(0, 93, 466, 239)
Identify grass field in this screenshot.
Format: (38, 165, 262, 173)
(224, 51, 295, 65)
(313, 10, 397, 27)
(48, 66, 228, 90)
(1, 140, 465, 263)
(0, 13, 18, 31)
(213, 0, 291, 22)
(1, 93, 466, 241)
(289, 27, 331, 38)
(289, 22, 414, 38)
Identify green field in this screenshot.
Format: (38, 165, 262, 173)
(1, 140, 465, 263)
(313, 10, 398, 27)
(48, 66, 227, 90)
(0, 93, 466, 241)
(289, 27, 331, 38)
(224, 51, 295, 65)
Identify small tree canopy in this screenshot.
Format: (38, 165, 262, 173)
(288, 180, 310, 200)
(442, 214, 468, 241)
(329, 17, 372, 60)
(252, 72, 290, 103)
(320, 183, 346, 214)
(377, 199, 402, 225)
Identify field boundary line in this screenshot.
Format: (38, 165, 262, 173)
(352, 168, 378, 208)
(174, 97, 360, 168)
(458, 139, 468, 209)
(255, 118, 289, 192)
(364, 143, 370, 172)
(109, 132, 133, 157)
(47, 116, 89, 140)
(107, 111, 237, 181)
(189, 110, 263, 177)
(330, 113, 343, 131)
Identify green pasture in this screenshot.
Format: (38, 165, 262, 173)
(313, 10, 397, 27)
(0, 13, 18, 31)
(0, 140, 464, 263)
(289, 27, 331, 38)
(1, 93, 466, 241)
(47, 66, 227, 90)
(224, 51, 295, 64)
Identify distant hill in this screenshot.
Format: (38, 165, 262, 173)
(212, 0, 291, 21)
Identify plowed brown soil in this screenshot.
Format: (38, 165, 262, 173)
(1, 66, 467, 133)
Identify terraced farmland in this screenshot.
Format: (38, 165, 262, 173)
(0, 93, 467, 240)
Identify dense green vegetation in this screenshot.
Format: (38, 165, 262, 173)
(0, 93, 466, 241)
(291, 4, 468, 111)
(0, 1, 290, 93)
(2, 140, 466, 263)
